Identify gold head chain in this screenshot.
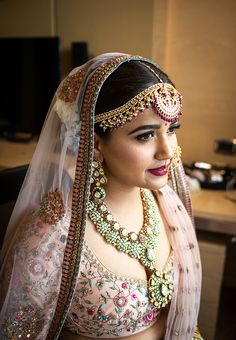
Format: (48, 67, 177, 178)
(95, 82, 183, 131)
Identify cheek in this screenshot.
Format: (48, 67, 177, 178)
(121, 148, 145, 166)
(105, 143, 147, 169)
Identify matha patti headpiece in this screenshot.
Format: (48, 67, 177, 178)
(53, 56, 183, 153)
(95, 82, 183, 131)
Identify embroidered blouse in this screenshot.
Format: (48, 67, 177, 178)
(63, 242, 174, 338)
(1, 207, 173, 339)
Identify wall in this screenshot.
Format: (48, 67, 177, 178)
(56, 0, 154, 75)
(0, 0, 235, 167)
(0, 0, 154, 75)
(152, 0, 236, 167)
(0, 0, 55, 36)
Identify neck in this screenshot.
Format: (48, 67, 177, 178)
(101, 177, 144, 233)
(104, 177, 141, 207)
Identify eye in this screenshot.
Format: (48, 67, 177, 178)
(136, 131, 155, 141)
(167, 123, 181, 135)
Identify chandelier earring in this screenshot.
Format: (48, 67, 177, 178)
(170, 145, 182, 170)
(90, 160, 107, 202)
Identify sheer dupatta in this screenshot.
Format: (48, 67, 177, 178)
(0, 53, 201, 340)
(158, 162, 201, 339)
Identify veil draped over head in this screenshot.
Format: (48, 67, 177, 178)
(0, 53, 201, 340)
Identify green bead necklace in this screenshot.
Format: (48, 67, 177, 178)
(88, 188, 173, 309)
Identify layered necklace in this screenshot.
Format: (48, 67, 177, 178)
(88, 188, 173, 309)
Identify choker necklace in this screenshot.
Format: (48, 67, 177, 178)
(88, 188, 173, 309)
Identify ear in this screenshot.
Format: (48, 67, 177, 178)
(94, 133, 104, 162)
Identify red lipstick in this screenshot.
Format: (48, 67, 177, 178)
(148, 165, 168, 176)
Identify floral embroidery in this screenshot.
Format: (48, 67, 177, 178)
(131, 293, 137, 300)
(28, 259, 45, 276)
(1, 209, 71, 339)
(113, 294, 128, 308)
(143, 311, 156, 323)
(64, 242, 168, 337)
(37, 189, 65, 225)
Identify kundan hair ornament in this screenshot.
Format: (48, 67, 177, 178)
(95, 83, 182, 131)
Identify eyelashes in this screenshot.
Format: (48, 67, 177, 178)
(136, 131, 154, 141)
(167, 123, 181, 134)
(135, 123, 181, 142)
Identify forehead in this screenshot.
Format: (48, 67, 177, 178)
(114, 107, 170, 133)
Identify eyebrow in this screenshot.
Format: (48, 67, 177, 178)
(128, 124, 161, 135)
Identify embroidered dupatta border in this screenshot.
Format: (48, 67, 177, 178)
(168, 162, 193, 222)
(47, 55, 158, 339)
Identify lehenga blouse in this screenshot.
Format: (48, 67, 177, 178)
(0, 183, 201, 340)
(64, 242, 174, 338)
(0, 204, 173, 339)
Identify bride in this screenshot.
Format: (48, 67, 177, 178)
(0, 53, 202, 340)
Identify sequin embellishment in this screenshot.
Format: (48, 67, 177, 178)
(37, 189, 65, 225)
(1, 306, 44, 339)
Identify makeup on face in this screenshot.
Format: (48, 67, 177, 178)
(97, 108, 179, 192)
(147, 164, 168, 177)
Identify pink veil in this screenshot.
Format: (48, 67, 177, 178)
(0, 53, 201, 340)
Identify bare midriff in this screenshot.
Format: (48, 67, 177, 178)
(59, 305, 168, 340)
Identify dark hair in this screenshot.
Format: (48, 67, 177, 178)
(94, 60, 174, 138)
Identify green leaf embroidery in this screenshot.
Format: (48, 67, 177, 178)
(84, 299, 92, 305)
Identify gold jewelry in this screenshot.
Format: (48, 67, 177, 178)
(95, 83, 182, 131)
(90, 160, 107, 202)
(148, 267, 174, 309)
(171, 145, 182, 169)
(192, 326, 204, 340)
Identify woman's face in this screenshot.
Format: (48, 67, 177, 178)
(95, 107, 179, 191)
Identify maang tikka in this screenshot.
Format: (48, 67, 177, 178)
(90, 160, 107, 202)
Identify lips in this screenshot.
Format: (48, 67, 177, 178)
(148, 165, 168, 176)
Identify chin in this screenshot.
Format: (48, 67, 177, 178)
(143, 176, 168, 191)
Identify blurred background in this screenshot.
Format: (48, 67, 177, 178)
(0, 1, 235, 339)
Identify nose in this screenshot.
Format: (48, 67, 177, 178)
(154, 135, 175, 161)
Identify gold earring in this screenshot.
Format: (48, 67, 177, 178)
(171, 145, 182, 169)
(91, 160, 107, 202)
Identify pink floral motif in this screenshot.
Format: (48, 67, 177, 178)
(28, 260, 45, 276)
(143, 311, 157, 324)
(131, 293, 137, 300)
(121, 282, 126, 289)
